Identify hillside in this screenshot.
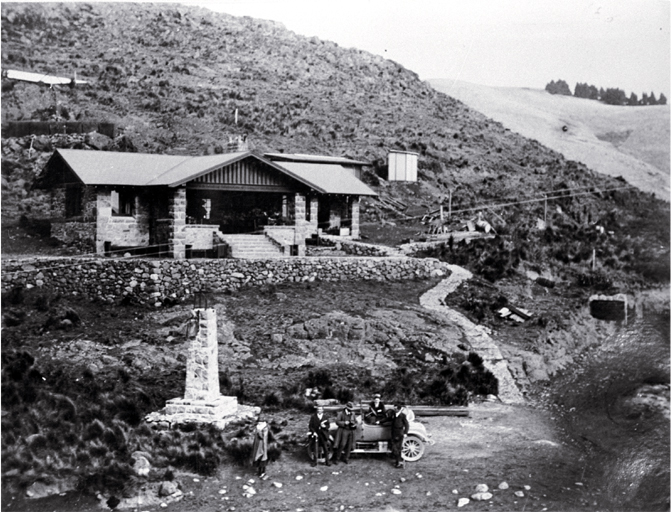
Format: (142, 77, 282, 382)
(430, 79, 670, 200)
(0, 2, 669, 285)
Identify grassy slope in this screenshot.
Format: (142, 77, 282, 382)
(430, 79, 670, 199)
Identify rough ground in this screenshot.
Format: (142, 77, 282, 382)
(3, 267, 668, 512)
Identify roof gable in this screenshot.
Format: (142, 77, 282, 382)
(37, 149, 377, 196)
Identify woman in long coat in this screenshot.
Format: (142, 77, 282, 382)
(250, 418, 274, 479)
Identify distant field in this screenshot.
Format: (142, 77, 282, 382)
(430, 79, 670, 200)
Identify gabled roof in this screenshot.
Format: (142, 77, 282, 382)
(45, 149, 194, 186)
(277, 162, 377, 196)
(265, 153, 370, 166)
(39, 149, 377, 196)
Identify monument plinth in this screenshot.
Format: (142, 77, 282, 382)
(147, 307, 258, 428)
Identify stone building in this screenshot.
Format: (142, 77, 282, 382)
(34, 149, 376, 258)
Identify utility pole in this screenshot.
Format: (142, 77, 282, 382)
(448, 188, 453, 219)
(544, 194, 547, 226)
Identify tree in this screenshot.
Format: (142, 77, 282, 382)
(649, 92, 657, 105)
(628, 92, 638, 106)
(599, 87, 605, 100)
(641, 92, 649, 105)
(601, 88, 627, 105)
(659, 93, 667, 105)
(545, 79, 571, 96)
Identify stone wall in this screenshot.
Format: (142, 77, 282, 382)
(184, 224, 219, 251)
(319, 235, 404, 257)
(1, 256, 448, 306)
(50, 221, 96, 252)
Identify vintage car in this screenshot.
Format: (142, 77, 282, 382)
(307, 413, 433, 463)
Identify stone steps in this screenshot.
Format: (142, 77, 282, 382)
(218, 234, 285, 259)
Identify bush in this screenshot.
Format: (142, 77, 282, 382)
(304, 369, 332, 389)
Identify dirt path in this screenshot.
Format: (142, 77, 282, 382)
(420, 264, 524, 404)
(95, 404, 593, 512)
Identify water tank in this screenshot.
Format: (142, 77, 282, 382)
(387, 150, 418, 182)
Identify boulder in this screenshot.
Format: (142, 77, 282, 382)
(158, 480, 180, 497)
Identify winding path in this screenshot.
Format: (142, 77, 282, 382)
(420, 264, 525, 404)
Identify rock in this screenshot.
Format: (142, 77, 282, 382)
(471, 492, 493, 501)
(320, 486, 328, 491)
(457, 497, 470, 507)
(523, 485, 531, 490)
(271, 333, 283, 343)
(474, 483, 489, 493)
(515, 491, 525, 497)
(391, 488, 401, 495)
(159, 481, 179, 497)
(424, 353, 435, 362)
(498, 481, 509, 490)
(132, 455, 151, 476)
(272, 482, 282, 488)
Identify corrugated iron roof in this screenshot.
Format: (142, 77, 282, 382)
(49, 149, 377, 196)
(265, 153, 370, 166)
(54, 149, 193, 186)
(5, 69, 88, 85)
(277, 161, 377, 196)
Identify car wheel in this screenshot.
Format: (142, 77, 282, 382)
(401, 435, 425, 461)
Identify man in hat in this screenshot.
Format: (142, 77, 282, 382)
(308, 405, 331, 466)
(365, 394, 386, 424)
(390, 403, 409, 468)
(331, 402, 357, 465)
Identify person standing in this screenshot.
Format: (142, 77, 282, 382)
(308, 405, 331, 466)
(365, 394, 386, 424)
(390, 403, 409, 468)
(250, 417, 274, 479)
(331, 402, 357, 465)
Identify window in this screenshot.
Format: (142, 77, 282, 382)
(65, 186, 82, 217)
(111, 189, 135, 216)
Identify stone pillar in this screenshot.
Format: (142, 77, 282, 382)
(351, 196, 360, 239)
(308, 196, 319, 231)
(294, 193, 306, 224)
(164, 308, 238, 417)
(95, 188, 112, 255)
(184, 308, 220, 400)
(169, 187, 187, 259)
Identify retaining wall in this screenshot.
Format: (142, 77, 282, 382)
(1, 256, 448, 306)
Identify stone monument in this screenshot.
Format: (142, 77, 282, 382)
(146, 306, 258, 428)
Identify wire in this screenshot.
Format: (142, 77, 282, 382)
(3, 183, 636, 276)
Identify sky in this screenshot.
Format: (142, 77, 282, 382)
(181, 0, 670, 98)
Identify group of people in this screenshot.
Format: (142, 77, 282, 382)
(308, 394, 411, 468)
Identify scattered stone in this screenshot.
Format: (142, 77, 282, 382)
(400, 477, 406, 482)
(498, 481, 509, 490)
(452, 489, 459, 494)
(158, 481, 179, 497)
(474, 484, 489, 493)
(523, 485, 531, 491)
(218, 489, 227, 494)
(575, 482, 584, 486)
(320, 486, 328, 492)
(295, 476, 303, 481)
(272, 482, 283, 488)
(391, 489, 402, 495)
(471, 492, 493, 501)
(457, 498, 470, 507)
(515, 491, 525, 498)
(132, 455, 151, 476)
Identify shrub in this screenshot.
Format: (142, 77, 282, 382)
(336, 388, 354, 404)
(304, 369, 332, 389)
(263, 392, 280, 408)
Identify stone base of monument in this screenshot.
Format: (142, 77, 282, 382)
(145, 395, 260, 430)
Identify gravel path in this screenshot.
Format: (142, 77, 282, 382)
(420, 264, 525, 404)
